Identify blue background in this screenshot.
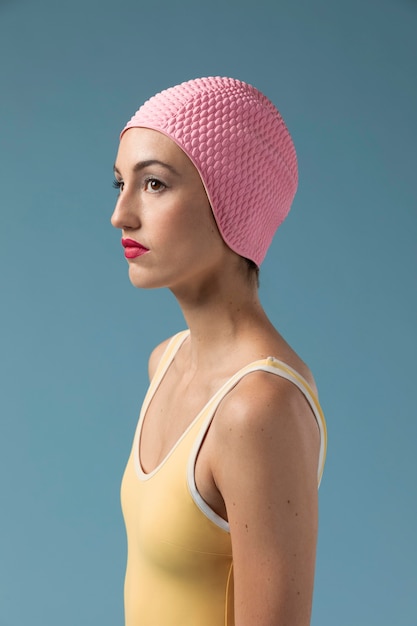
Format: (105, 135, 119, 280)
(1, 0, 416, 624)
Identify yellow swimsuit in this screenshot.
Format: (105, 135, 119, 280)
(121, 331, 327, 626)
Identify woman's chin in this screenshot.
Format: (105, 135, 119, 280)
(127, 265, 164, 290)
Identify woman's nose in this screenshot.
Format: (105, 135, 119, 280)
(111, 192, 141, 230)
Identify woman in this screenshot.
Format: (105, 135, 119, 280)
(111, 77, 327, 626)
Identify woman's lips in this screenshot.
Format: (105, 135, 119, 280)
(121, 238, 149, 259)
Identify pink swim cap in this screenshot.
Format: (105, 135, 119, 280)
(121, 77, 298, 266)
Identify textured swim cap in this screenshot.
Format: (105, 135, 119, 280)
(121, 77, 298, 266)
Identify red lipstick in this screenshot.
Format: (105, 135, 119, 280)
(121, 238, 149, 259)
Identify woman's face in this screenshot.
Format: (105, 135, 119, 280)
(112, 128, 229, 292)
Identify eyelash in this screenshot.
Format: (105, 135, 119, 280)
(112, 177, 166, 193)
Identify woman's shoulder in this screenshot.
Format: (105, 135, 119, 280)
(147, 336, 173, 380)
(270, 350, 318, 398)
(208, 330, 322, 469)
(211, 364, 322, 491)
(217, 364, 318, 436)
(243, 328, 318, 398)
(147, 329, 190, 380)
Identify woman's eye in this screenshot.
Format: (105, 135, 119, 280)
(145, 178, 165, 193)
(113, 179, 124, 192)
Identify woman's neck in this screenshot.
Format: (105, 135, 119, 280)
(170, 269, 271, 370)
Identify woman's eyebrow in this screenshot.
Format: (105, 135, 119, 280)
(113, 160, 179, 176)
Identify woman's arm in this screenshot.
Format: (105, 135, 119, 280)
(212, 371, 321, 626)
